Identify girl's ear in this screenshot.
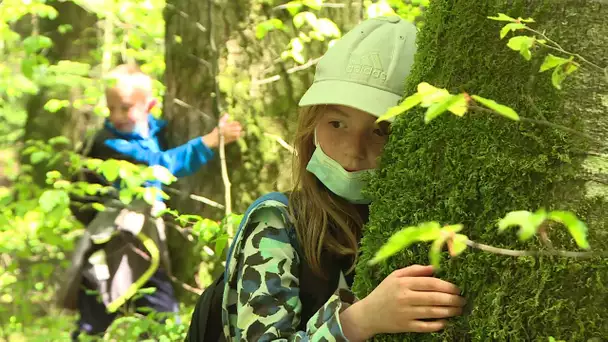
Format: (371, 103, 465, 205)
(147, 98, 158, 112)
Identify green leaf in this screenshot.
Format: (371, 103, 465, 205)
(143, 188, 158, 205)
(46, 170, 62, 181)
(150, 165, 177, 185)
(303, 0, 323, 10)
(99, 160, 120, 182)
(315, 18, 340, 38)
(429, 237, 446, 269)
(39, 190, 69, 212)
(293, 11, 317, 28)
(21, 58, 35, 79)
(500, 23, 526, 39)
(44, 99, 70, 113)
(48, 136, 71, 146)
(449, 234, 468, 257)
(417, 82, 451, 107)
(92, 203, 106, 212)
(23, 35, 53, 54)
(416, 221, 443, 241)
(506, 36, 535, 60)
(215, 234, 229, 256)
(119, 189, 133, 205)
(30, 151, 48, 164)
(539, 54, 570, 72)
(58, 24, 73, 34)
(547, 211, 590, 249)
(497, 209, 547, 241)
(424, 94, 464, 123)
(368, 226, 423, 265)
(550, 62, 578, 90)
(488, 13, 517, 22)
(255, 19, 285, 39)
(471, 95, 520, 121)
(137, 287, 157, 295)
(442, 224, 464, 233)
(519, 17, 536, 23)
(285, 1, 304, 16)
(376, 93, 422, 122)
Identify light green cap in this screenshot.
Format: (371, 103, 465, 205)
(299, 16, 417, 121)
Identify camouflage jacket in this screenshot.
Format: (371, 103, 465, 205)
(221, 201, 358, 341)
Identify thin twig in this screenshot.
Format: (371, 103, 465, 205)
(205, 0, 234, 236)
(524, 27, 605, 72)
(469, 105, 607, 148)
(169, 275, 203, 295)
(163, 187, 225, 209)
(173, 98, 213, 120)
(264, 132, 297, 155)
(466, 239, 608, 258)
(253, 57, 322, 85)
(165, 3, 207, 32)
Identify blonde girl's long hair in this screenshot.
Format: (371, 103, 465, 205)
(288, 105, 365, 277)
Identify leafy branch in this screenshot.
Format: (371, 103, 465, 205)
(488, 13, 607, 87)
(369, 209, 607, 269)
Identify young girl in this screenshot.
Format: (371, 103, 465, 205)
(220, 16, 466, 341)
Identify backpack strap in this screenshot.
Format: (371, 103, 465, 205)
(224, 191, 297, 280)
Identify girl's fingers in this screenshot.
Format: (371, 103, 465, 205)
(409, 306, 463, 320)
(408, 291, 466, 307)
(406, 319, 448, 333)
(404, 277, 461, 295)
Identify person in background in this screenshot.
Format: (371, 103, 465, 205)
(187, 16, 467, 341)
(58, 64, 243, 340)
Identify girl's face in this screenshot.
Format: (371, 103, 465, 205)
(315, 105, 390, 172)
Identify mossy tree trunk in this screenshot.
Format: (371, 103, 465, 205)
(353, 1, 608, 341)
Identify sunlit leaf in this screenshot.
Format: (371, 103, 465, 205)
(30, 151, 49, 164)
(99, 159, 120, 182)
(150, 165, 177, 185)
(497, 209, 547, 241)
(425, 94, 465, 123)
(143, 188, 158, 205)
(368, 225, 423, 265)
(23, 35, 53, 54)
(255, 19, 286, 39)
(92, 203, 106, 212)
(315, 18, 340, 38)
(500, 23, 526, 39)
(293, 11, 317, 28)
(551, 62, 578, 90)
(506, 36, 535, 60)
(488, 13, 517, 22)
(303, 0, 323, 10)
(471, 95, 520, 121)
(418, 82, 451, 107)
(547, 211, 590, 249)
(39, 190, 69, 213)
(376, 93, 422, 122)
(48, 136, 71, 146)
(215, 234, 229, 256)
(539, 54, 570, 72)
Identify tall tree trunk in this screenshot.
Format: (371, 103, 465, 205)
(354, 1, 608, 341)
(163, 0, 361, 295)
(21, 1, 98, 185)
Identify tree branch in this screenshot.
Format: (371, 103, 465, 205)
(466, 239, 608, 258)
(252, 57, 322, 86)
(264, 132, 297, 155)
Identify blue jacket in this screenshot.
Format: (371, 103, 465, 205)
(69, 114, 214, 225)
(103, 114, 214, 180)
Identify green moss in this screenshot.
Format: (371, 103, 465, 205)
(353, 1, 608, 341)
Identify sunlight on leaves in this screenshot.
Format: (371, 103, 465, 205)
(500, 23, 526, 39)
(498, 209, 547, 241)
(471, 95, 519, 121)
(376, 93, 422, 122)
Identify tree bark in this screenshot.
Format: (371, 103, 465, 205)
(354, 0, 608, 341)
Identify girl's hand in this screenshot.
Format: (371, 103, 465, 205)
(342, 265, 465, 341)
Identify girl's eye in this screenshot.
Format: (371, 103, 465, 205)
(329, 121, 343, 129)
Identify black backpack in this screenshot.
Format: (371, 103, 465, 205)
(185, 192, 343, 342)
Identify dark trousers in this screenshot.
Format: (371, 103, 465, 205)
(71, 269, 179, 341)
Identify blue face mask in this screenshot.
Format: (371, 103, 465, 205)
(306, 131, 373, 204)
